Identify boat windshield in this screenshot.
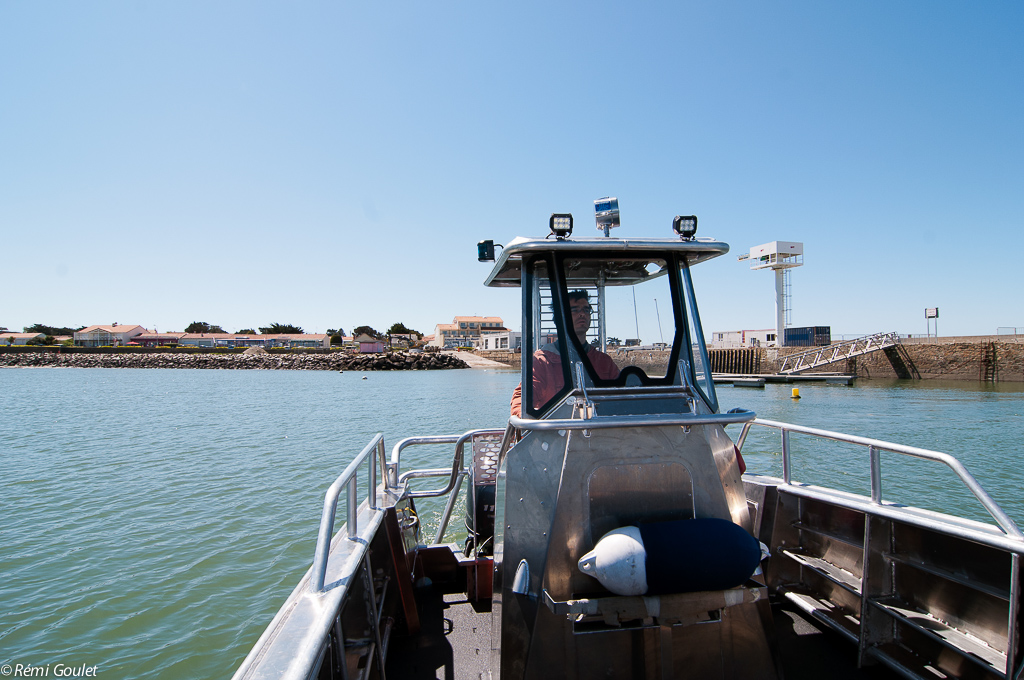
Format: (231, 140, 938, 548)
(522, 251, 716, 417)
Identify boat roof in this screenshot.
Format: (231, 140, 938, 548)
(483, 236, 730, 287)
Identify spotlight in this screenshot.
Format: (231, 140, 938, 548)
(673, 215, 698, 240)
(549, 213, 574, 239)
(594, 197, 620, 236)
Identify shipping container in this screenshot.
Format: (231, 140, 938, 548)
(783, 326, 831, 347)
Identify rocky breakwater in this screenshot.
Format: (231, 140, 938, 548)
(0, 350, 469, 371)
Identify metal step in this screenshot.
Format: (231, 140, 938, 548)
(780, 548, 862, 596)
(866, 641, 954, 680)
(870, 596, 1007, 674)
(884, 552, 1011, 602)
(780, 588, 860, 643)
(790, 520, 865, 549)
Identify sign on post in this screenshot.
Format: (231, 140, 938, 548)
(925, 308, 939, 337)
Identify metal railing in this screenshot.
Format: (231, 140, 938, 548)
(777, 331, 899, 374)
(309, 427, 511, 594)
(310, 433, 387, 593)
(389, 429, 506, 544)
(390, 429, 503, 495)
(735, 418, 1024, 542)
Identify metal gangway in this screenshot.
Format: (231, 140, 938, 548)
(777, 331, 899, 374)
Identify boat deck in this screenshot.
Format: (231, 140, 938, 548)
(385, 584, 901, 679)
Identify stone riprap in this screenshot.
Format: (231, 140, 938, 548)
(0, 351, 468, 371)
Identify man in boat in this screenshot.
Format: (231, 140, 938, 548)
(510, 290, 620, 417)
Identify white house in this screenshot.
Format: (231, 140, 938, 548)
(431, 316, 505, 348)
(74, 324, 148, 347)
(476, 330, 522, 351)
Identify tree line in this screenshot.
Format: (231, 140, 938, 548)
(183, 321, 308, 335)
(4, 321, 425, 347)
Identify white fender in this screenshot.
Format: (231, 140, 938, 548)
(577, 526, 648, 596)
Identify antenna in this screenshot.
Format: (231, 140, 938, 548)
(654, 298, 664, 344)
(632, 287, 640, 343)
(740, 241, 803, 346)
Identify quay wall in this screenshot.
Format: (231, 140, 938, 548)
(765, 338, 1024, 381)
(0, 348, 468, 371)
(482, 337, 1024, 382)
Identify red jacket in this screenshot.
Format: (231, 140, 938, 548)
(510, 348, 620, 417)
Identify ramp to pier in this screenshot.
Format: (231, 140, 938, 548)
(778, 332, 899, 374)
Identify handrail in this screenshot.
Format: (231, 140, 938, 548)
(509, 409, 755, 432)
(390, 429, 506, 498)
(310, 433, 387, 594)
(388, 428, 507, 545)
(389, 434, 462, 493)
(736, 418, 1024, 540)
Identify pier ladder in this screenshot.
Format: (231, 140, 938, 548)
(980, 342, 998, 382)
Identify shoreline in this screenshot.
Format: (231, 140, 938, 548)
(0, 350, 468, 371)
(4, 338, 1023, 382)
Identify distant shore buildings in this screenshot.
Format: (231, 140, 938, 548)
(2, 332, 48, 345)
(708, 329, 778, 349)
(429, 316, 521, 351)
(708, 326, 831, 349)
(14, 317, 524, 352)
(71, 324, 331, 349)
(430, 316, 504, 348)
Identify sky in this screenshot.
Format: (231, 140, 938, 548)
(2, 2, 1021, 340)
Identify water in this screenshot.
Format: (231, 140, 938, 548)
(0, 368, 1021, 678)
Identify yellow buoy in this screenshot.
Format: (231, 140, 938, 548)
(791, 387, 801, 399)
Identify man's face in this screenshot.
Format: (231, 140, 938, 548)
(569, 298, 592, 342)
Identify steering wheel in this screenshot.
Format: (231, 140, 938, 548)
(618, 365, 648, 386)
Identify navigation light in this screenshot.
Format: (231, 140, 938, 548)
(477, 240, 496, 262)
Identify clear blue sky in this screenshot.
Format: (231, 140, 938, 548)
(2, 2, 1021, 339)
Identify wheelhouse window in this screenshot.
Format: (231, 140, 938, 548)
(561, 256, 677, 385)
(522, 251, 718, 418)
(523, 256, 572, 416)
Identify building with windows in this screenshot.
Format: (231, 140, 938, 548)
(1, 332, 45, 345)
(74, 324, 148, 347)
(388, 333, 420, 348)
(178, 333, 331, 349)
(476, 330, 521, 351)
(430, 316, 505, 348)
(132, 332, 187, 347)
(708, 329, 777, 349)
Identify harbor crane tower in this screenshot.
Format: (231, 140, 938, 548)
(738, 241, 803, 347)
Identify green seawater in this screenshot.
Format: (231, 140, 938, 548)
(0, 368, 1021, 678)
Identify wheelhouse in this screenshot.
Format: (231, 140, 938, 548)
(485, 236, 729, 418)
